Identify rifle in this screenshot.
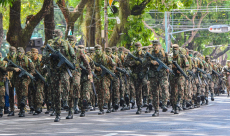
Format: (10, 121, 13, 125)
(197, 72, 202, 85)
(212, 69, 220, 77)
(35, 70, 47, 85)
(197, 67, 206, 74)
(45, 44, 75, 77)
(127, 52, 142, 64)
(116, 67, 130, 76)
(80, 64, 98, 80)
(93, 61, 117, 79)
(187, 70, 196, 80)
(206, 73, 213, 82)
(5, 58, 35, 81)
(91, 82, 97, 98)
(172, 61, 189, 80)
(224, 67, 230, 73)
(145, 52, 175, 75)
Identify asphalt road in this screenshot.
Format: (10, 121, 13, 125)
(0, 94, 230, 136)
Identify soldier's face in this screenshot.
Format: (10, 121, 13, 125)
(153, 45, 159, 51)
(173, 48, 179, 56)
(106, 50, 111, 56)
(206, 58, 210, 62)
(118, 49, 123, 54)
(10, 50, 16, 56)
(31, 51, 38, 58)
(95, 49, 102, 55)
(18, 52, 24, 59)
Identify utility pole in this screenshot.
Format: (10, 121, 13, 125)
(104, 0, 108, 49)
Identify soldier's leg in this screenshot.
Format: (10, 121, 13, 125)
(8, 84, 15, 116)
(182, 80, 189, 110)
(19, 78, 31, 117)
(129, 77, 135, 109)
(119, 77, 126, 110)
(0, 86, 5, 117)
(79, 80, 91, 117)
(102, 76, 110, 114)
(170, 77, 178, 114)
(177, 76, 185, 112)
(112, 77, 120, 111)
(71, 73, 81, 114)
(210, 81, 215, 101)
(160, 76, 169, 112)
(142, 77, 148, 107)
(150, 77, 159, 116)
(28, 84, 35, 114)
(34, 81, 44, 115)
(95, 78, 104, 114)
(134, 78, 143, 114)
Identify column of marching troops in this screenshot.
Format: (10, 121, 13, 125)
(0, 29, 230, 122)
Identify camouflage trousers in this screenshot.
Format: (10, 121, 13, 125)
(119, 75, 125, 100)
(90, 81, 96, 107)
(133, 77, 143, 107)
(94, 75, 110, 110)
(51, 71, 70, 115)
(0, 83, 5, 108)
(28, 83, 34, 108)
(142, 77, 151, 101)
(68, 71, 81, 109)
(126, 76, 135, 102)
(15, 77, 31, 109)
(150, 74, 168, 111)
(34, 80, 44, 109)
(170, 76, 185, 106)
(44, 78, 52, 109)
(111, 76, 120, 106)
(183, 80, 189, 102)
(79, 79, 91, 111)
(205, 81, 214, 97)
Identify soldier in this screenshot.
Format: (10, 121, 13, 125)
(147, 40, 171, 116)
(31, 48, 45, 115)
(7, 47, 35, 117)
(92, 45, 116, 115)
(124, 42, 147, 114)
(170, 44, 189, 114)
(205, 55, 215, 101)
(0, 52, 7, 117)
(105, 47, 122, 112)
(123, 49, 135, 109)
(71, 45, 91, 117)
(49, 29, 75, 122)
(112, 46, 118, 56)
(4, 47, 17, 116)
(26, 51, 32, 58)
(223, 60, 230, 96)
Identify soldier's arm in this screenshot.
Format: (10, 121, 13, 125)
(28, 59, 35, 74)
(107, 56, 116, 72)
(80, 50, 91, 74)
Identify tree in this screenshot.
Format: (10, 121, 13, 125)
(44, 0, 55, 44)
(56, 0, 89, 39)
(6, 0, 52, 48)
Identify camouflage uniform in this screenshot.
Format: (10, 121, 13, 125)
(7, 47, 35, 117)
(170, 44, 189, 114)
(106, 47, 123, 112)
(92, 45, 116, 114)
(0, 53, 7, 117)
(49, 30, 75, 122)
(124, 42, 147, 114)
(31, 48, 45, 115)
(223, 61, 230, 96)
(205, 56, 215, 101)
(73, 45, 91, 117)
(147, 40, 171, 116)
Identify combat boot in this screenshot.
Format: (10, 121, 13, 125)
(114, 98, 119, 110)
(120, 103, 126, 111)
(103, 103, 108, 109)
(145, 107, 150, 113)
(106, 103, 111, 113)
(196, 93, 201, 108)
(167, 100, 171, 108)
(174, 105, 179, 114)
(182, 100, 188, 110)
(170, 107, 175, 113)
(159, 101, 163, 109)
(74, 98, 80, 114)
(176, 96, 182, 111)
(54, 114, 61, 122)
(0, 107, 3, 117)
(50, 110, 56, 116)
(136, 106, 141, 114)
(143, 96, 148, 107)
(29, 106, 34, 114)
(152, 110, 159, 117)
(130, 99, 135, 109)
(63, 100, 69, 110)
(148, 100, 153, 112)
(211, 93, 214, 101)
(19, 107, 25, 117)
(66, 108, 73, 119)
(45, 107, 50, 114)
(162, 105, 168, 112)
(80, 111, 85, 117)
(98, 109, 104, 115)
(4, 107, 9, 114)
(201, 96, 205, 105)
(205, 97, 209, 105)
(19, 99, 26, 117)
(33, 108, 42, 115)
(8, 111, 14, 116)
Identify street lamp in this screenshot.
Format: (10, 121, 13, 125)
(208, 25, 230, 33)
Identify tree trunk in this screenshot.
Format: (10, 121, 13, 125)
(0, 13, 3, 48)
(108, 0, 130, 47)
(85, 0, 96, 47)
(95, 0, 102, 45)
(213, 46, 230, 59)
(57, 0, 89, 39)
(44, 0, 55, 45)
(7, 0, 52, 49)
